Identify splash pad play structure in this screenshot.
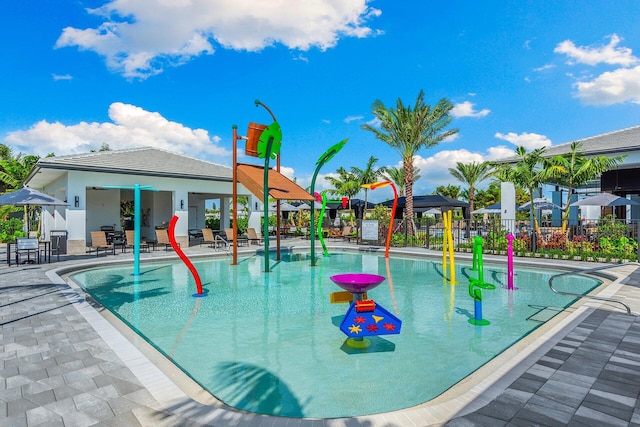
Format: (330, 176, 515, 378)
(330, 273, 402, 349)
(69, 250, 604, 418)
(231, 100, 346, 270)
(168, 215, 206, 297)
(468, 236, 496, 325)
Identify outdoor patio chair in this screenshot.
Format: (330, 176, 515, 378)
(89, 231, 116, 256)
(224, 228, 249, 246)
(48, 234, 62, 262)
(328, 228, 343, 239)
(124, 230, 150, 253)
(154, 228, 176, 251)
(201, 228, 219, 248)
(246, 228, 262, 245)
(340, 226, 353, 241)
(189, 229, 203, 241)
(15, 237, 40, 265)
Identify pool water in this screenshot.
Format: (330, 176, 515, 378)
(70, 251, 600, 418)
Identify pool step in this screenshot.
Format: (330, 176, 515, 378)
(527, 305, 563, 323)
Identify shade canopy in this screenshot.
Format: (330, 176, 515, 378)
(517, 198, 562, 211)
(0, 187, 67, 207)
(295, 201, 324, 210)
(472, 202, 501, 214)
(378, 195, 469, 209)
(268, 202, 300, 212)
(236, 163, 314, 202)
(421, 208, 442, 215)
(569, 193, 640, 207)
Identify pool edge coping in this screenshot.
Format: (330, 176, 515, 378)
(48, 249, 636, 426)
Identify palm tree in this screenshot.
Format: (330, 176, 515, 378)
(493, 146, 546, 234)
(0, 147, 39, 226)
(0, 146, 39, 192)
(326, 167, 361, 225)
(541, 141, 625, 232)
(351, 156, 387, 216)
(448, 161, 493, 214)
(362, 90, 458, 235)
(434, 184, 461, 200)
(384, 166, 420, 197)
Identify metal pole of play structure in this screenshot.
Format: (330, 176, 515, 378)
(310, 140, 348, 266)
(254, 100, 281, 272)
(262, 136, 274, 272)
(103, 184, 158, 276)
(231, 125, 239, 265)
(362, 181, 397, 258)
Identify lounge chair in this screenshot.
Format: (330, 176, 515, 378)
(328, 228, 343, 239)
(89, 231, 116, 256)
(124, 230, 151, 253)
(341, 226, 354, 241)
(246, 228, 262, 245)
(155, 228, 177, 251)
(224, 228, 249, 246)
(201, 228, 220, 248)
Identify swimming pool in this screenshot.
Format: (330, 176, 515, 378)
(69, 251, 601, 418)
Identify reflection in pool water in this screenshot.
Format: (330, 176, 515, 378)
(70, 251, 600, 418)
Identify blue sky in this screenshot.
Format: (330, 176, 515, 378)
(2, 1, 639, 202)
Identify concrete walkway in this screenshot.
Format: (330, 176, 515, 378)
(1, 241, 639, 426)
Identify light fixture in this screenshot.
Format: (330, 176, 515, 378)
(180, 199, 184, 209)
(74, 196, 79, 208)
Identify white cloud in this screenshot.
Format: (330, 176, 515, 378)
(364, 117, 380, 127)
(52, 74, 73, 81)
(3, 102, 229, 158)
(55, 0, 381, 79)
(279, 166, 296, 180)
(344, 115, 364, 123)
(485, 145, 516, 161)
(411, 150, 485, 194)
(554, 34, 638, 67)
(494, 132, 552, 150)
(574, 65, 640, 105)
(533, 64, 555, 72)
(450, 101, 490, 118)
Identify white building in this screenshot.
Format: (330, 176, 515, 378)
(24, 147, 251, 254)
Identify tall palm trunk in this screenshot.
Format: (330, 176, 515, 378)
(404, 157, 416, 236)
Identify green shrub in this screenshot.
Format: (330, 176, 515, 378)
(596, 215, 629, 241)
(0, 217, 25, 243)
(205, 217, 220, 230)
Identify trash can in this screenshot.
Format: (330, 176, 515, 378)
(50, 230, 68, 254)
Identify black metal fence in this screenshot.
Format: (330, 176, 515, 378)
(351, 216, 640, 262)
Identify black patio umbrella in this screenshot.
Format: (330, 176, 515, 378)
(0, 187, 67, 232)
(0, 187, 68, 207)
(378, 194, 470, 219)
(378, 194, 470, 209)
(472, 202, 501, 214)
(518, 197, 562, 211)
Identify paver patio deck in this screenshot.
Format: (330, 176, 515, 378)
(1, 240, 639, 426)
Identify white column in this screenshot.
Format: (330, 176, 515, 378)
(500, 182, 516, 235)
